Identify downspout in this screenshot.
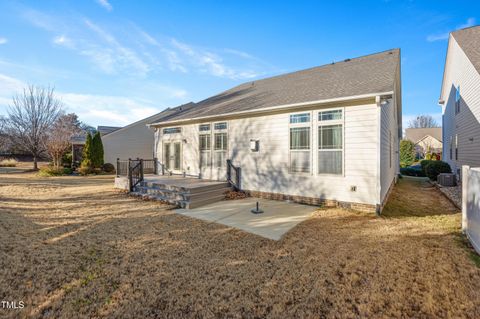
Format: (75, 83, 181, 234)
(375, 95, 382, 215)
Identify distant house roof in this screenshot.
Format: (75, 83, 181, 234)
(70, 126, 121, 145)
(151, 49, 400, 125)
(405, 127, 442, 144)
(452, 25, 480, 74)
(97, 126, 121, 136)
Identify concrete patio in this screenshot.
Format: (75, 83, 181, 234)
(175, 197, 317, 240)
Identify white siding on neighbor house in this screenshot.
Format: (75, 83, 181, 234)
(441, 36, 480, 174)
(102, 120, 155, 165)
(379, 98, 399, 204)
(156, 101, 382, 206)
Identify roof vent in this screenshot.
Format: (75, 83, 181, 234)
(344, 58, 351, 62)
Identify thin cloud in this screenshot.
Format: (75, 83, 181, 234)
(96, 0, 113, 12)
(0, 38, 7, 45)
(427, 17, 476, 42)
(52, 35, 75, 49)
(171, 38, 259, 80)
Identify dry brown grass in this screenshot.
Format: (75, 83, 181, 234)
(1, 173, 480, 318)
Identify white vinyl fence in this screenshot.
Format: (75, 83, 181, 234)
(462, 166, 480, 254)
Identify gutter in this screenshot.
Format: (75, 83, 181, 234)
(148, 91, 394, 127)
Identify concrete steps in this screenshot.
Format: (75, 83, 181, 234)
(133, 180, 231, 209)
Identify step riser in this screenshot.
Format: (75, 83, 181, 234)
(133, 183, 230, 209)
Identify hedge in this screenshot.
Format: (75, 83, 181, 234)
(424, 161, 452, 181)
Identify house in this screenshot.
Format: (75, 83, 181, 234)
(439, 25, 480, 176)
(102, 103, 196, 165)
(147, 49, 402, 213)
(71, 126, 121, 166)
(404, 127, 442, 159)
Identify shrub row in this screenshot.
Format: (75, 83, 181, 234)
(420, 160, 452, 181)
(38, 166, 73, 177)
(399, 167, 426, 177)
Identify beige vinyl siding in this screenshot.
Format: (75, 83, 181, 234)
(102, 120, 155, 165)
(379, 98, 399, 203)
(156, 102, 380, 206)
(441, 36, 480, 173)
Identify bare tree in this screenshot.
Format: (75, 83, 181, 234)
(0, 116, 9, 152)
(7, 85, 63, 169)
(408, 114, 439, 128)
(45, 113, 83, 169)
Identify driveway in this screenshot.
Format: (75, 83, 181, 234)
(175, 197, 316, 240)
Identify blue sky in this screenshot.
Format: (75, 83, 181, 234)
(0, 0, 478, 127)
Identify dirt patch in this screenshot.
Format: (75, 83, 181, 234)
(1, 174, 480, 318)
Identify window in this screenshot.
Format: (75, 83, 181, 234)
(214, 133, 227, 167)
(318, 124, 342, 174)
(199, 124, 210, 131)
(455, 134, 458, 160)
(389, 130, 392, 168)
(163, 127, 181, 134)
(319, 109, 342, 121)
(449, 136, 453, 160)
(214, 122, 227, 130)
(290, 127, 310, 173)
(290, 113, 310, 124)
(199, 134, 211, 168)
(455, 86, 461, 115)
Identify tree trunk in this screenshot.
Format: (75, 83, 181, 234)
(33, 155, 38, 170)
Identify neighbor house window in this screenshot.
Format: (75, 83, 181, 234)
(214, 122, 227, 130)
(449, 136, 453, 160)
(214, 133, 227, 167)
(199, 124, 210, 131)
(389, 130, 392, 168)
(290, 127, 310, 173)
(455, 86, 461, 115)
(290, 113, 310, 124)
(455, 134, 458, 161)
(318, 124, 343, 174)
(163, 127, 181, 134)
(199, 134, 211, 168)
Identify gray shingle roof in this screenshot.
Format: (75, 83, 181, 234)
(405, 127, 442, 143)
(154, 49, 400, 124)
(452, 25, 480, 74)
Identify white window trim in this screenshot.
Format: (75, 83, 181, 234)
(199, 133, 212, 169)
(316, 107, 345, 177)
(288, 111, 313, 175)
(213, 131, 228, 168)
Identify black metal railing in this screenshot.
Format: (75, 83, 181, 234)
(116, 158, 159, 177)
(129, 160, 143, 191)
(226, 159, 241, 190)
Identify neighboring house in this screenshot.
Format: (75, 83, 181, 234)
(404, 127, 442, 159)
(71, 126, 121, 166)
(102, 103, 196, 165)
(439, 25, 480, 176)
(148, 49, 402, 213)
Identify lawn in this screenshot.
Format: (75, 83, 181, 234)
(1, 173, 480, 318)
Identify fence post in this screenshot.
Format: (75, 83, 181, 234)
(140, 159, 144, 182)
(116, 158, 119, 177)
(462, 165, 470, 232)
(154, 157, 158, 175)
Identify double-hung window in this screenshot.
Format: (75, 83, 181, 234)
(213, 122, 228, 168)
(214, 133, 228, 167)
(318, 109, 343, 175)
(199, 134, 211, 168)
(289, 113, 311, 173)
